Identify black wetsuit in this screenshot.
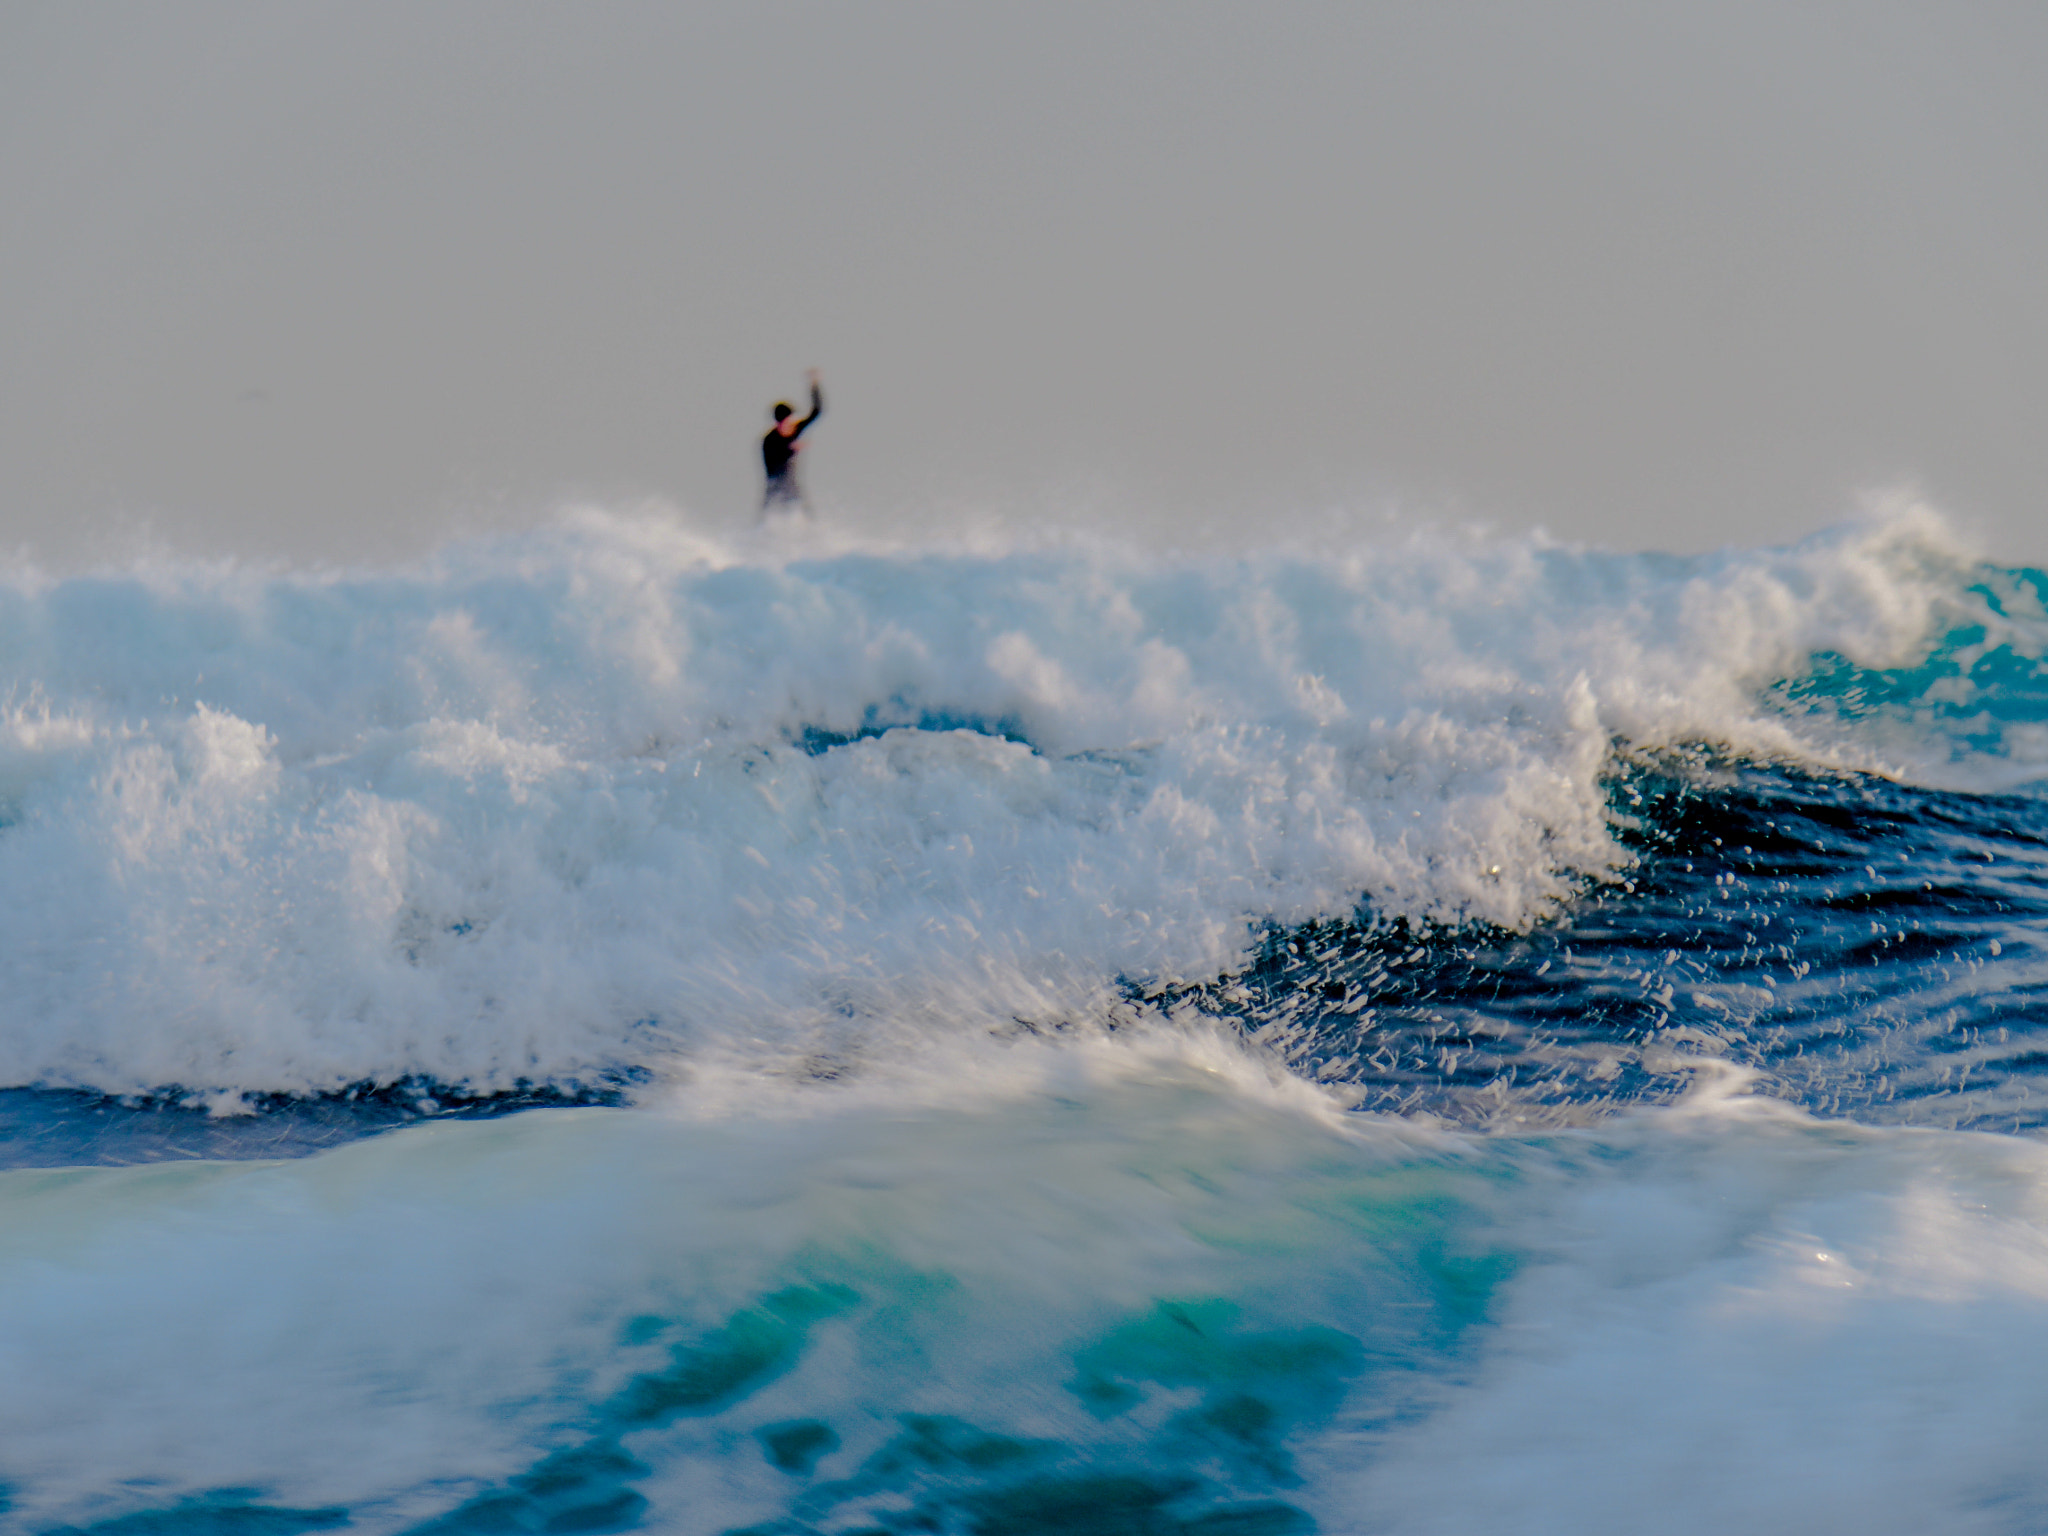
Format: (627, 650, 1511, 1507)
(761, 383, 824, 508)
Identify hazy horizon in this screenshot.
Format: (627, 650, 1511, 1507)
(4, 0, 2045, 567)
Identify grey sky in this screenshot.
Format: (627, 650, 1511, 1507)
(3, 1, 2045, 565)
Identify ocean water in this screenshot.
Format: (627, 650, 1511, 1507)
(3, 504, 2047, 1535)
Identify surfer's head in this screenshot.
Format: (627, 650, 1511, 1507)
(772, 402, 794, 422)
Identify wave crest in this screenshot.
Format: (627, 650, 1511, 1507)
(0, 503, 2024, 1096)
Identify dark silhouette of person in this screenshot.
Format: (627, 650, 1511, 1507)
(761, 370, 824, 512)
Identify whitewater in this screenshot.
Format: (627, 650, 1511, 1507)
(3, 503, 2047, 1535)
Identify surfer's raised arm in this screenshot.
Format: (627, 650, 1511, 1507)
(796, 370, 824, 435)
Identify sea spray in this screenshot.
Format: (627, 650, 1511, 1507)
(0, 504, 2029, 1101)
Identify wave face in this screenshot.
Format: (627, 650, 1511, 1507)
(5, 505, 2048, 1534)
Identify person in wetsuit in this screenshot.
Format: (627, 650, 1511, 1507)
(761, 370, 824, 512)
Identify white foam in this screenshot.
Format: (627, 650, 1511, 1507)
(1334, 1096, 2048, 1535)
(0, 502, 2016, 1094)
